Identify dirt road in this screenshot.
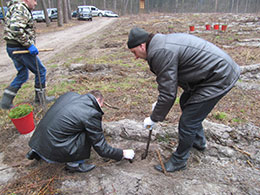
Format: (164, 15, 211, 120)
(0, 18, 117, 83)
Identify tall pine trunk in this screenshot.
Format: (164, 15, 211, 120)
(57, 0, 63, 27)
(41, 0, 51, 27)
(63, 0, 69, 23)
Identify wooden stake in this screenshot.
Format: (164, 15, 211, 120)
(156, 150, 168, 175)
(232, 145, 251, 157)
(104, 101, 119, 110)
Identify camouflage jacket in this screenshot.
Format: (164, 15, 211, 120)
(3, 0, 36, 47)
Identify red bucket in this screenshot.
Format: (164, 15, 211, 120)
(9, 104, 35, 134)
(205, 24, 211, 30)
(213, 24, 219, 30)
(221, 25, 227, 31)
(189, 26, 195, 31)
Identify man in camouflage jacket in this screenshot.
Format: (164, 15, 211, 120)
(1, 0, 54, 110)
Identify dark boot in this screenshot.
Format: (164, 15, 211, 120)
(193, 143, 207, 151)
(65, 163, 96, 173)
(1, 86, 19, 109)
(35, 88, 55, 104)
(26, 150, 41, 161)
(154, 156, 187, 173)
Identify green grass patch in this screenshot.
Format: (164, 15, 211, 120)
(213, 111, 228, 121)
(232, 118, 243, 123)
(49, 64, 59, 68)
(156, 133, 171, 143)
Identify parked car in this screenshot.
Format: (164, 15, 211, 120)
(32, 8, 57, 22)
(47, 8, 57, 21)
(77, 7, 92, 21)
(77, 5, 105, 17)
(0, 6, 8, 20)
(72, 10, 77, 17)
(47, 8, 57, 20)
(32, 10, 45, 22)
(104, 10, 119, 17)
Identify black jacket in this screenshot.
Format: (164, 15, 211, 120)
(29, 92, 123, 163)
(147, 33, 240, 122)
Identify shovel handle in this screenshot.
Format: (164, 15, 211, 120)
(13, 48, 54, 54)
(141, 129, 153, 160)
(145, 130, 152, 152)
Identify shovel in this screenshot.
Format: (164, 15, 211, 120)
(34, 55, 46, 112)
(141, 126, 153, 160)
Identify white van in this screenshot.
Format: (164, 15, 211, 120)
(77, 5, 105, 17)
(47, 8, 57, 21)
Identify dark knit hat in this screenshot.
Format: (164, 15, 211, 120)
(127, 27, 149, 49)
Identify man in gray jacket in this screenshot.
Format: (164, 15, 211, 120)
(127, 27, 240, 173)
(27, 90, 135, 173)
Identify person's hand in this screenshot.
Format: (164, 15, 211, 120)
(28, 44, 39, 55)
(143, 117, 155, 130)
(123, 149, 135, 159)
(152, 101, 157, 111)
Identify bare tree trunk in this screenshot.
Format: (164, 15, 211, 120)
(83, 0, 86, 5)
(231, 0, 235, 12)
(0, 0, 5, 22)
(123, 0, 129, 15)
(146, 0, 150, 13)
(176, 0, 178, 13)
(41, 0, 51, 27)
(215, 0, 218, 12)
(57, 0, 63, 27)
(67, 0, 72, 20)
(47, 0, 51, 8)
(113, 0, 117, 11)
(0, 0, 4, 15)
(103, 0, 106, 9)
(62, 0, 69, 23)
(244, 0, 248, 13)
(236, 0, 240, 13)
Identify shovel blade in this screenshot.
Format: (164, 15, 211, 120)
(141, 151, 148, 160)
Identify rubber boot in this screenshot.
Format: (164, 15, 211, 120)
(1, 86, 19, 109)
(154, 155, 187, 173)
(65, 162, 96, 173)
(35, 88, 55, 104)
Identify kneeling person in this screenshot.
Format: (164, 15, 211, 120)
(27, 90, 134, 173)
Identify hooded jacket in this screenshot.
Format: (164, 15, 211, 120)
(147, 33, 240, 122)
(29, 92, 123, 163)
(4, 0, 35, 47)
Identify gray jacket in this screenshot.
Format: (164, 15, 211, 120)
(147, 33, 240, 122)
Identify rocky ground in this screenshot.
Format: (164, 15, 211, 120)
(0, 13, 259, 194)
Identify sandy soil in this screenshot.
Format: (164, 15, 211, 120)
(0, 17, 117, 83)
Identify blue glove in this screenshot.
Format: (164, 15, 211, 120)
(28, 44, 39, 55)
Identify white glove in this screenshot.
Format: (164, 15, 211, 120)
(143, 117, 155, 130)
(152, 101, 157, 111)
(123, 149, 135, 159)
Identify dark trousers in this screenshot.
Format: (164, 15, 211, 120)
(171, 92, 225, 163)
